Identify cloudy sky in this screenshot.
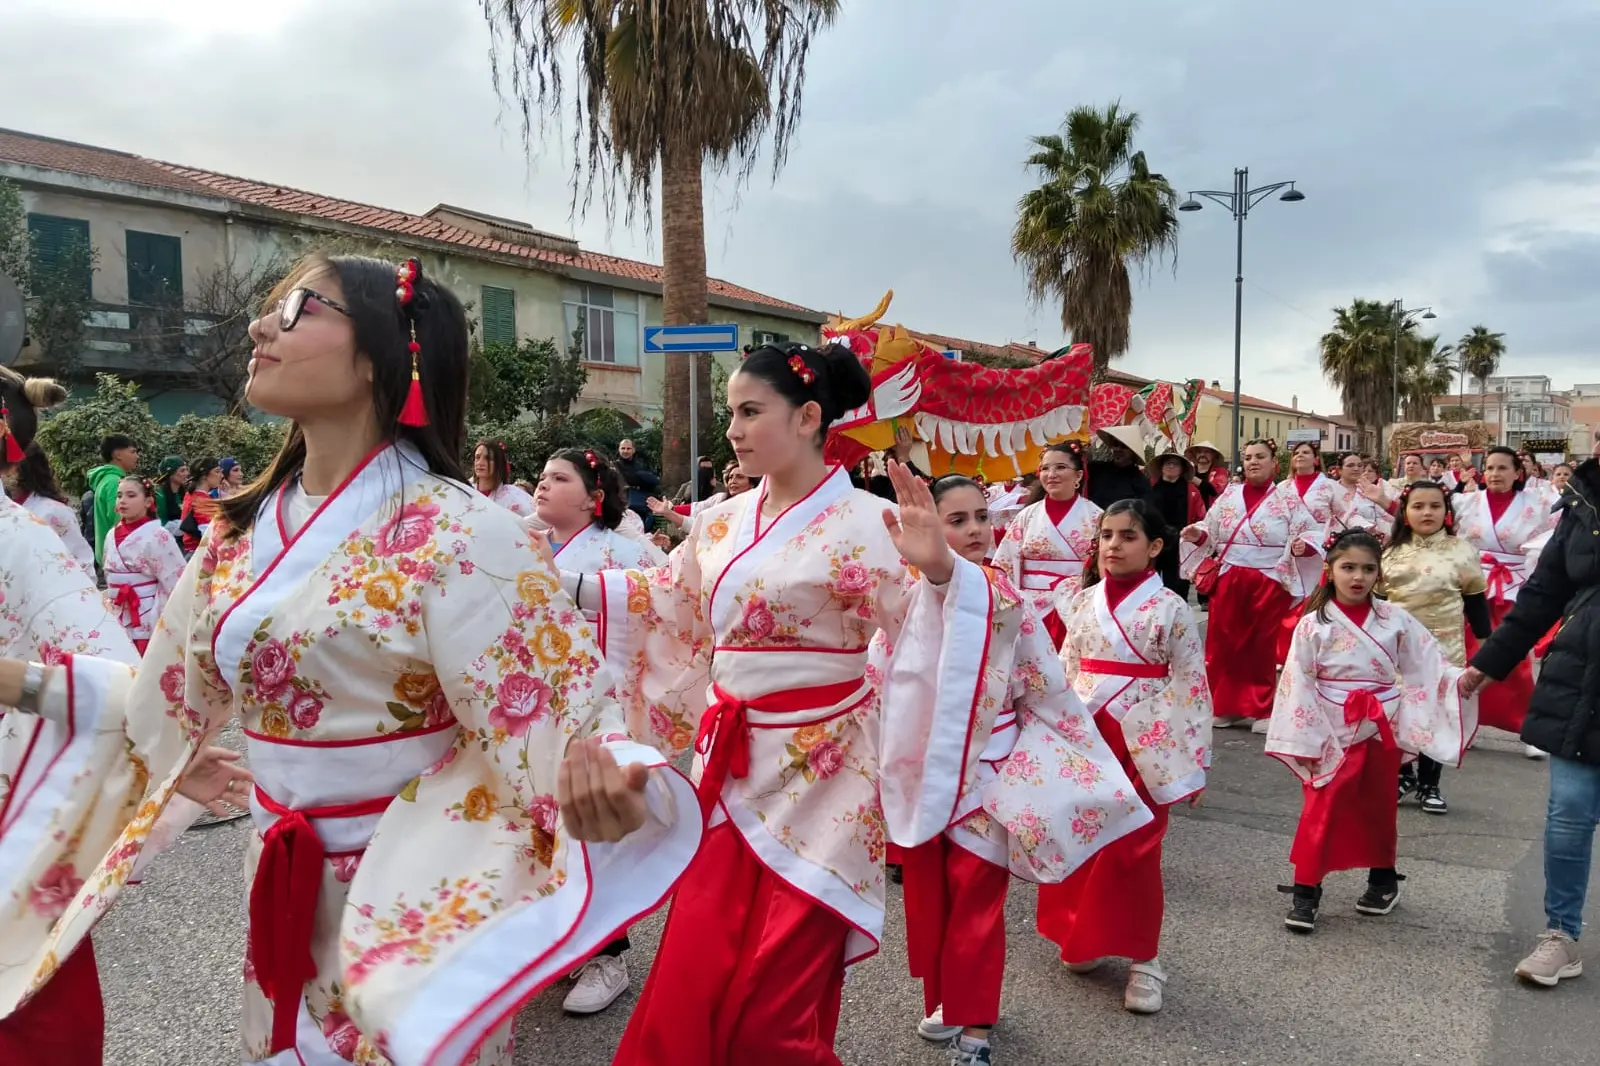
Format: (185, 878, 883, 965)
(4, 0, 1598, 414)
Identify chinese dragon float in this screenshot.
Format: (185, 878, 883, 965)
(820, 292, 1207, 477)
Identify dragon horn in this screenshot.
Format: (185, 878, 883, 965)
(830, 289, 895, 334)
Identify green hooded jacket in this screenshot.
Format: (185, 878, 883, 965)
(86, 463, 126, 565)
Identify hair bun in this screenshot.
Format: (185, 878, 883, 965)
(815, 342, 872, 414)
(22, 378, 68, 411)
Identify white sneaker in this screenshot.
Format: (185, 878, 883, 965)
(1124, 959, 1166, 1014)
(918, 1005, 963, 1043)
(1526, 744, 1549, 760)
(1251, 718, 1271, 735)
(1213, 715, 1245, 729)
(562, 955, 629, 1014)
(1064, 957, 1104, 974)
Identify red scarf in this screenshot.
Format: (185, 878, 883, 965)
(1242, 479, 1273, 513)
(1102, 569, 1154, 611)
(1486, 489, 1515, 525)
(1044, 493, 1077, 526)
(1333, 597, 1372, 628)
(113, 515, 152, 546)
(1293, 472, 1319, 497)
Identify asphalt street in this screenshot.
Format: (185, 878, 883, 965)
(95, 720, 1597, 1066)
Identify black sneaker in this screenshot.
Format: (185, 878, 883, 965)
(1398, 766, 1419, 803)
(1356, 873, 1406, 916)
(888, 863, 903, 885)
(1418, 785, 1448, 815)
(1280, 883, 1321, 933)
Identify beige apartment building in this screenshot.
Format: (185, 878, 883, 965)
(0, 127, 824, 424)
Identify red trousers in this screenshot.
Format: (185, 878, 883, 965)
(1465, 598, 1534, 735)
(1036, 713, 1168, 963)
(613, 823, 849, 1066)
(0, 938, 103, 1065)
(1290, 737, 1401, 885)
(900, 834, 1009, 1026)
(1206, 566, 1293, 720)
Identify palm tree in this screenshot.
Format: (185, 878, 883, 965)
(1397, 335, 1455, 422)
(1457, 325, 1507, 420)
(1011, 103, 1179, 378)
(1319, 298, 1396, 446)
(479, 0, 838, 486)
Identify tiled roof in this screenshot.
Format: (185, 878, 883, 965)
(1201, 387, 1307, 416)
(0, 127, 818, 317)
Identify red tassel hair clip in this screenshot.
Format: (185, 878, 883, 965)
(395, 258, 429, 428)
(584, 449, 604, 517)
(0, 401, 24, 464)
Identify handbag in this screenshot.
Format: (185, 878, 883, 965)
(1193, 556, 1222, 595)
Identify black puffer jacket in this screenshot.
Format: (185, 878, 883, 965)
(1471, 458, 1600, 762)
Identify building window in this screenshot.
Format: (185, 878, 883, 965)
(752, 329, 789, 346)
(563, 284, 639, 367)
(26, 214, 93, 298)
(480, 285, 517, 346)
(1253, 416, 1260, 436)
(125, 230, 182, 306)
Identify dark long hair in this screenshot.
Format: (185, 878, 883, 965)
(12, 442, 68, 504)
(475, 439, 512, 489)
(1082, 497, 1170, 589)
(0, 368, 69, 472)
(930, 473, 982, 505)
(549, 447, 627, 531)
(1304, 528, 1383, 622)
(1385, 479, 1455, 550)
(221, 254, 470, 535)
(735, 341, 872, 443)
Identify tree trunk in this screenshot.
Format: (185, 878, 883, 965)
(658, 138, 711, 491)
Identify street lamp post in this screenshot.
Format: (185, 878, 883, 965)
(1180, 168, 1305, 469)
(1390, 299, 1436, 434)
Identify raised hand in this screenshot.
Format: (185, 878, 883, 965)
(647, 496, 672, 517)
(881, 460, 954, 584)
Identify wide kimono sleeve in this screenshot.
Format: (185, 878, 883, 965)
(982, 602, 1153, 883)
(148, 524, 189, 597)
(991, 510, 1024, 586)
(876, 556, 1019, 847)
(1263, 615, 1343, 785)
(1390, 607, 1477, 768)
(0, 524, 229, 1016)
(571, 526, 714, 758)
(1177, 497, 1224, 578)
(340, 535, 699, 1066)
(1274, 495, 1324, 599)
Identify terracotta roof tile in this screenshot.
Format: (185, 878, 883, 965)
(0, 127, 816, 317)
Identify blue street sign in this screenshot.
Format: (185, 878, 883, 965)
(643, 323, 741, 353)
(940, 349, 963, 361)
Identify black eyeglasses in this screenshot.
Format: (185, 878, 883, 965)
(273, 287, 351, 331)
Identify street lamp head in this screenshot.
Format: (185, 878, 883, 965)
(1420, 310, 1437, 320)
(1179, 197, 1203, 212)
(1279, 185, 1305, 203)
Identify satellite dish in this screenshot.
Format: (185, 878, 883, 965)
(0, 272, 24, 367)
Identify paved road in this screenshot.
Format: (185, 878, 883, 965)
(97, 723, 1597, 1066)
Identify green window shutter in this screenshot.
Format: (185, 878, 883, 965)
(126, 230, 183, 306)
(481, 285, 517, 345)
(26, 214, 92, 298)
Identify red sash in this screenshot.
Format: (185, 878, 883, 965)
(695, 679, 864, 821)
(250, 786, 395, 1053)
(1080, 658, 1169, 679)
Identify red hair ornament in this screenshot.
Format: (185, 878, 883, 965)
(395, 258, 429, 428)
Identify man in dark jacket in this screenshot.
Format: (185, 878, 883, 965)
(1463, 450, 1600, 988)
(614, 438, 660, 531)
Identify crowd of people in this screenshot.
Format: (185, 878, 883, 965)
(0, 249, 1596, 1066)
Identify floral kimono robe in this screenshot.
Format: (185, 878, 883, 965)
(1295, 476, 1392, 544)
(1454, 485, 1559, 732)
(992, 495, 1102, 645)
(1036, 572, 1212, 963)
(482, 482, 535, 518)
(551, 523, 665, 604)
(867, 586, 1151, 884)
(1180, 481, 1318, 720)
(0, 444, 699, 1066)
(102, 518, 187, 649)
(1265, 601, 1476, 883)
(18, 493, 95, 574)
(574, 465, 1002, 964)
(0, 496, 199, 1061)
